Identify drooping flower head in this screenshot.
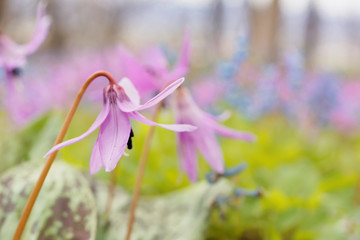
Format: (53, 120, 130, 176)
(173, 87, 256, 182)
(0, 1, 51, 88)
(45, 77, 196, 174)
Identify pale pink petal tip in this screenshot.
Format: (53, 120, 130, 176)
(129, 111, 196, 132)
(43, 101, 110, 158)
(117, 77, 185, 112)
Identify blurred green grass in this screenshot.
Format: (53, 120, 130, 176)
(2, 105, 360, 239)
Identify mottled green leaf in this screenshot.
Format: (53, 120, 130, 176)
(0, 161, 97, 240)
(91, 179, 233, 240)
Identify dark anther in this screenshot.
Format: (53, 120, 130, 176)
(127, 138, 133, 150)
(127, 128, 134, 150)
(11, 67, 22, 77)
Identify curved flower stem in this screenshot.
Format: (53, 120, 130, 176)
(13, 71, 117, 240)
(126, 102, 163, 240)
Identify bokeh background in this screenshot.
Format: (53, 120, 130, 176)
(1, 0, 360, 239)
(2, 0, 360, 71)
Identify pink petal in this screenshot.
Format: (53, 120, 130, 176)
(0, 36, 26, 68)
(118, 77, 140, 105)
(0, 36, 18, 54)
(194, 128, 224, 174)
(205, 116, 257, 142)
(179, 31, 190, 70)
(44, 101, 110, 158)
(128, 111, 196, 132)
(164, 32, 190, 82)
(98, 103, 131, 172)
(117, 77, 184, 112)
(19, 1, 51, 55)
(206, 110, 232, 122)
(177, 132, 198, 182)
(117, 46, 158, 94)
(141, 46, 169, 75)
(89, 138, 102, 175)
(162, 66, 187, 85)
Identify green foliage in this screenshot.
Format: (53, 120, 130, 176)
(1, 107, 360, 239)
(92, 179, 233, 240)
(0, 113, 62, 173)
(204, 113, 360, 239)
(0, 161, 97, 240)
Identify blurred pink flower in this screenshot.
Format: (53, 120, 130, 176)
(0, 1, 50, 89)
(45, 78, 196, 174)
(173, 87, 256, 182)
(191, 77, 225, 107)
(118, 34, 190, 95)
(331, 80, 360, 132)
(4, 75, 50, 123)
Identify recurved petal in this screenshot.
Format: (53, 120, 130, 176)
(118, 77, 140, 106)
(141, 46, 169, 75)
(194, 128, 225, 174)
(117, 46, 158, 94)
(213, 122, 256, 142)
(177, 132, 198, 182)
(19, 1, 51, 55)
(44, 100, 110, 158)
(0, 35, 26, 69)
(128, 111, 196, 132)
(162, 33, 190, 84)
(204, 114, 256, 142)
(98, 103, 131, 172)
(162, 66, 187, 85)
(179, 31, 190, 69)
(89, 138, 102, 175)
(175, 31, 190, 75)
(117, 77, 184, 112)
(210, 110, 232, 122)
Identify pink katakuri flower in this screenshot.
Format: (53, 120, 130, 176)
(45, 78, 196, 174)
(117, 33, 190, 95)
(173, 87, 256, 182)
(0, 1, 50, 76)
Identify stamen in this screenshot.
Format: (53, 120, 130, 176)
(127, 128, 134, 150)
(11, 67, 22, 76)
(127, 138, 133, 150)
(106, 88, 118, 104)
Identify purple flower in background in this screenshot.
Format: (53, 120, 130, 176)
(173, 87, 256, 182)
(306, 74, 339, 125)
(45, 78, 196, 174)
(331, 80, 360, 132)
(141, 33, 190, 88)
(191, 77, 226, 108)
(118, 33, 190, 94)
(5, 75, 50, 123)
(0, 1, 50, 89)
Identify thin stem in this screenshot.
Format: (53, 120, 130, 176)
(13, 71, 117, 240)
(125, 102, 162, 240)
